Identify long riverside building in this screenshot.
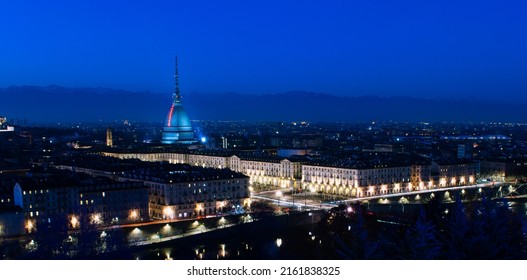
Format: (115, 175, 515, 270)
(102, 152, 303, 189)
(101, 151, 484, 197)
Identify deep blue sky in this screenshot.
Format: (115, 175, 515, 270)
(1, 0, 526, 101)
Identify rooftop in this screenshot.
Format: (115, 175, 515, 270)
(53, 154, 248, 184)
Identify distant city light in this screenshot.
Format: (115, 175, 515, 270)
(201, 137, 207, 143)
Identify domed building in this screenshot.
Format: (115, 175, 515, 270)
(162, 58, 197, 145)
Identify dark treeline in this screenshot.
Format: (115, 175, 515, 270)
(319, 192, 527, 259)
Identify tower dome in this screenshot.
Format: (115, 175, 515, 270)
(161, 57, 197, 145)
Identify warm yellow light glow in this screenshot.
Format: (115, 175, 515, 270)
(129, 210, 138, 220)
(70, 216, 79, 228)
(26, 220, 34, 232)
(163, 207, 175, 219)
(440, 178, 447, 186)
(91, 213, 102, 224)
(220, 244, 226, 258)
(469, 176, 475, 183)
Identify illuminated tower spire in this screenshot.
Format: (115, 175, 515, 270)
(162, 57, 197, 145)
(173, 56, 181, 103)
(106, 127, 113, 147)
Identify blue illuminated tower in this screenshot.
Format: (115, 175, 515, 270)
(161, 57, 197, 144)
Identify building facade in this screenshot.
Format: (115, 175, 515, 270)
(55, 156, 250, 221)
(10, 172, 149, 231)
(102, 151, 483, 199)
(102, 151, 303, 189)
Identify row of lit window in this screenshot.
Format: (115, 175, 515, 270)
(80, 199, 95, 205)
(23, 189, 49, 195)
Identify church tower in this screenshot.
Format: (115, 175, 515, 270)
(161, 57, 197, 144)
(106, 127, 113, 147)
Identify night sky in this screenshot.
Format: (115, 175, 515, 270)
(1, 0, 527, 101)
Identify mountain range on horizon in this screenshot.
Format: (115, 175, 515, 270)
(0, 85, 525, 124)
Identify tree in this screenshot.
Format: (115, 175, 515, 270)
(400, 208, 441, 259)
(443, 195, 469, 259)
(347, 205, 380, 259)
(464, 196, 525, 259)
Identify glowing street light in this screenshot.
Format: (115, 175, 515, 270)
(164, 249, 172, 260)
(91, 213, 102, 225)
(163, 207, 175, 220)
(129, 210, 139, 220)
(220, 244, 226, 258)
(276, 238, 282, 248)
(70, 216, 79, 228)
(26, 220, 34, 233)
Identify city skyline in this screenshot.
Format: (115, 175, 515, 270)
(1, 1, 526, 102)
(1, 1, 527, 264)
